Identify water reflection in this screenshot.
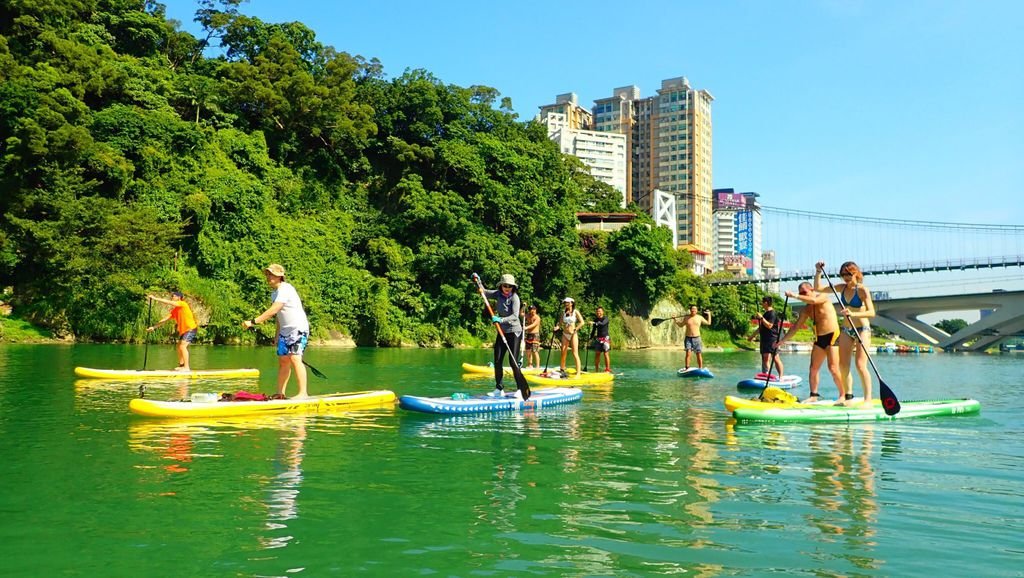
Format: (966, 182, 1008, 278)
(805, 427, 881, 572)
(128, 415, 310, 551)
(260, 418, 307, 550)
(717, 422, 891, 573)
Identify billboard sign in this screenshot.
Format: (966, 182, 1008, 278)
(735, 211, 754, 276)
(715, 191, 746, 211)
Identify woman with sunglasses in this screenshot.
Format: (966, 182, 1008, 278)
(554, 297, 585, 377)
(480, 273, 523, 398)
(815, 261, 876, 405)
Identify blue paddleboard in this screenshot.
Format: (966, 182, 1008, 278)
(678, 367, 714, 378)
(398, 387, 583, 415)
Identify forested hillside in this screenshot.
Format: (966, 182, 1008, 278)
(0, 0, 760, 345)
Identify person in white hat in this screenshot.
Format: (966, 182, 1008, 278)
(554, 297, 585, 377)
(479, 273, 523, 397)
(242, 263, 311, 398)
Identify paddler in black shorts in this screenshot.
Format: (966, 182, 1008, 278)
(747, 295, 785, 378)
(779, 281, 847, 404)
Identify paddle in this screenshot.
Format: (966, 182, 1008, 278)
(142, 297, 153, 371)
(471, 273, 531, 400)
(582, 322, 597, 372)
(821, 269, 901, 415)
(758, 295, 789, 401)
(650, 315, 683, 327)
(302, 360, 328, 380)
(542, 326, 559, 373)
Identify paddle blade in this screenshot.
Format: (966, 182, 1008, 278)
(651, 318, 667, 327)
(511, 363, 531, 400)
(879, 380, 901, 415)
(303, 360, 328, 380)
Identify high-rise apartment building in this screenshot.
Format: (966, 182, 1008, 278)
(593, 86, 638, 202)
(592, 78, 714, 253)
(538, 93, 593, 131)
(541, 76, 714, 255)
(543, 112, 628, 204)
(653, 78, 715, 254)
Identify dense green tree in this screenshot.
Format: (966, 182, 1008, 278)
(935, 318, 968, 335)
(0, 0, 755, 345)
(602, 219, 677, 311)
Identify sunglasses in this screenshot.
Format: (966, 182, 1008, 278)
(500, 284, 512, 289)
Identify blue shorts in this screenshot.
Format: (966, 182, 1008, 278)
(684, 336, 703, 353)
(277, 331, 309, 356)
(179, 329, 198, 343)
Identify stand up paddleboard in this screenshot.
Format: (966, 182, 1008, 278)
(678, 367, 714, 378)
(524, 372, 615, 387)
(129, 390, 396, 418)
(732, 398, 980, 423)
(399, 387, 582, 415)
(76, 367, 259, 379)
(724, 394, 869, 413)
(736, 374, 803, 390)
(460, 362, 575, 376)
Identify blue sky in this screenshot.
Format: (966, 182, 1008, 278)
(160, 0, 1024, 305)
(161, 0, 1022, 224)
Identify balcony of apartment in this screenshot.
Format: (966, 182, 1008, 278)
(575, 212, 638, 233)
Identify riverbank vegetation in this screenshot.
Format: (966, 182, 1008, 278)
(1, 0, 771, 346)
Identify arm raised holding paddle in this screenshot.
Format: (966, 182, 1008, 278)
(241, 264, 313, 399)
(146, 291, 198, 372)
(675, 305, 712, 370)
(818, 261, 880, 408)
(819, 263, 900, 415)
(472, 273, 530, 400)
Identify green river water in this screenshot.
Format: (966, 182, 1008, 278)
(1, 343, 1021, 577)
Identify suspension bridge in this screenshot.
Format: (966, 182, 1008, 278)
(705, 206, 1024, 350)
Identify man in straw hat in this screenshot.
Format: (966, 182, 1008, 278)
(242, 263, 311, 398)
(480, 273, 523, 398)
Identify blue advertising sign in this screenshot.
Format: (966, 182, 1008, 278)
(735, 211, 754, 275)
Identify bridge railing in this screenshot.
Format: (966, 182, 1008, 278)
(707, 255, 1024, 286)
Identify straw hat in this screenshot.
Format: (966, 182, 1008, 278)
(263, 263, 286, 278)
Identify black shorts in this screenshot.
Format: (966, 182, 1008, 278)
(759, 337, 778, 355)
(814, 331, 840, 350)
(525, 333, 540, 352)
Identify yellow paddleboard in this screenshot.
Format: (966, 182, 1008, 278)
(724, 394, 878, 413)
(461, 362, 574, 375)
(524, 371, 615, 387)
(75, 367, 260, 379)
(129, 390, 396, 418)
